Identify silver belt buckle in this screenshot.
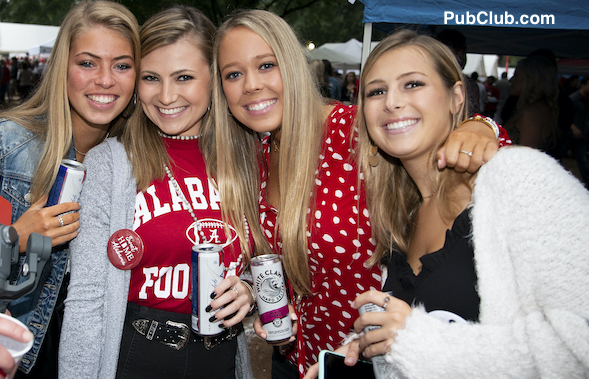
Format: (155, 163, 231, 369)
(164, 320, 190, 351)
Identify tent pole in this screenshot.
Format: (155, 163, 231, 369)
(361, 22, 372, 72)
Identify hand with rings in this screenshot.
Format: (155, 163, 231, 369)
(436, 119, 499, 173)
(10, 196, 81, 252)
(347, 290, 412, 361)
(208, 276, 255, 328)
(382, 295, 391, 309)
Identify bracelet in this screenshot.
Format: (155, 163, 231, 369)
(241, 280, 257, 316)
(458, 114, 500, 140)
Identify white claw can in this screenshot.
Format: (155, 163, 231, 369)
(251, 254, 292, 342)
(46, 159, 86, 207)
(191, 243, 224, 336)
(357, 291, 393, 334)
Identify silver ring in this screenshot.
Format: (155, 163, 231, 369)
(57, 215, 64, 227)
(383, 296, 390, 309)
(231, 286, 238, 297)
(459, 150, 473, 157)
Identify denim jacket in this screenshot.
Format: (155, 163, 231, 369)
(0, 119, 74, 373)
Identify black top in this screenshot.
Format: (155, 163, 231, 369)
(382, 208, 480, 322)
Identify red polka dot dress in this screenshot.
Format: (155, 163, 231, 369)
(259, 103, 382, 375)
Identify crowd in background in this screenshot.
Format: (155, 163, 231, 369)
(0, 56, 47, 105)
(0, 2, 587, 379)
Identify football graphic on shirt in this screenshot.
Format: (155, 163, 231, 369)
(186, 218, 238, 247)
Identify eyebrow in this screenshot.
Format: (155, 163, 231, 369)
(365, 71, 426, 86)
(139, 69, 196, 77)
(220, 53, 276, 72)
(75, 52, 134, 61)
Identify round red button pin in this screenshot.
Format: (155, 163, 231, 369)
(107, 229, 144, 270)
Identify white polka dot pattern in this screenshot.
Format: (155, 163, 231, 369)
(259, 104, 381, 373)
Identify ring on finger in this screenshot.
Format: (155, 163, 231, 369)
(383, 296, 390, 309)
(231, 286, 239, 297)
(57, 214, 64, 227)
(459, 150, 473, 157)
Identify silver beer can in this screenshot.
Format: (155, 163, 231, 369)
(357, 291, 393, 333)
(46, 159, 86, 207)
(191, 243, 224, 336)
(251, 254, 292, 343)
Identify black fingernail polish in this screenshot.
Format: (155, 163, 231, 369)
(205, 305, 213, 312)
(209, 315, 217, 322)
(225, 311, 237, 321)
(210, 292, 217, 299)
(219, 323, 225, 328)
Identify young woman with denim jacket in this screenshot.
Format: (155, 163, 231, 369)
(0, 1, 140, 377)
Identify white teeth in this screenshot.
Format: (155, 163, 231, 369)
(158, 106, 186, 115)
(87, 95, 116, 104)
(385, 119, 418, 130)
(246, 99, 276, 111)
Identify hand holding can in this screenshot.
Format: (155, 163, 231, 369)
(251, 254, 293, 343)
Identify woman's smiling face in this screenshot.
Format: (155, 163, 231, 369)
(218, 26, 284, 134)
(138, 38, 212, 136)
(363, 46, 462, 164)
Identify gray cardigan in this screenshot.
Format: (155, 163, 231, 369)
(58, 138, 253, 378)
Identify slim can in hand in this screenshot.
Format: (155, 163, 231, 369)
(251, 254, 292, 343)
(46, 159, 86, 207)
(191, 243, 224, 336)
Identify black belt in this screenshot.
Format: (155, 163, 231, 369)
(131, 318, 240, 351)
(127, 302, 240, 351)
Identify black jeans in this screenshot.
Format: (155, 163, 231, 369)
(116, 302, 237, 379)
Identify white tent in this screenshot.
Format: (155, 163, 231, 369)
(29, 37, 56, 56)
(308, 46, 360, 70)
(463, 53, 500, 79)
(0, 22, 59, 55)
(308, 38, 380, 71)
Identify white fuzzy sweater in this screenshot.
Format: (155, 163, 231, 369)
(378, 147, 589, 378)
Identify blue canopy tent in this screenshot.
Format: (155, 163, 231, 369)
(358, 0, 589, 69)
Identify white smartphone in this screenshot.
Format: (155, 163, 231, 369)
(318, 350, 375, 379)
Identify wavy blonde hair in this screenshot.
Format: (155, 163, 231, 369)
(1, 0, 140, 202)
(356, 30, 470, 266)
(208, 10, 325, 295)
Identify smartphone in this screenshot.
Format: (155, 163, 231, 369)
(318, 350, 375, 379)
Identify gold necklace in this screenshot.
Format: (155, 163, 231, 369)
(74, 132, 110, 156)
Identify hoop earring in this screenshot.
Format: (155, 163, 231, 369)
(368, 144, 380, 167)
(122, 93, 137, 119)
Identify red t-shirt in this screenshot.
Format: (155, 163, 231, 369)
(129, 137, 247, 313)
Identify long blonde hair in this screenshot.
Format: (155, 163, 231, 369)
(1, 0, 140, 202)
(121, 5, 215, 191)
(356, 30, 469, 265)
(209, 10, 325, 295)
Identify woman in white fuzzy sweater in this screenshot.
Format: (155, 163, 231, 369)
(305, 29, 589, 379)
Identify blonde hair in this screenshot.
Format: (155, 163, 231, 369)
(356, 29, 469, 265)
(209, 10, 325, 295)
(121, 5, 215, 191)
(1, 0, 140, 202)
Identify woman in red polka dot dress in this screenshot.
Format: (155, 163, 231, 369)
(208, 10, 507, 379)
